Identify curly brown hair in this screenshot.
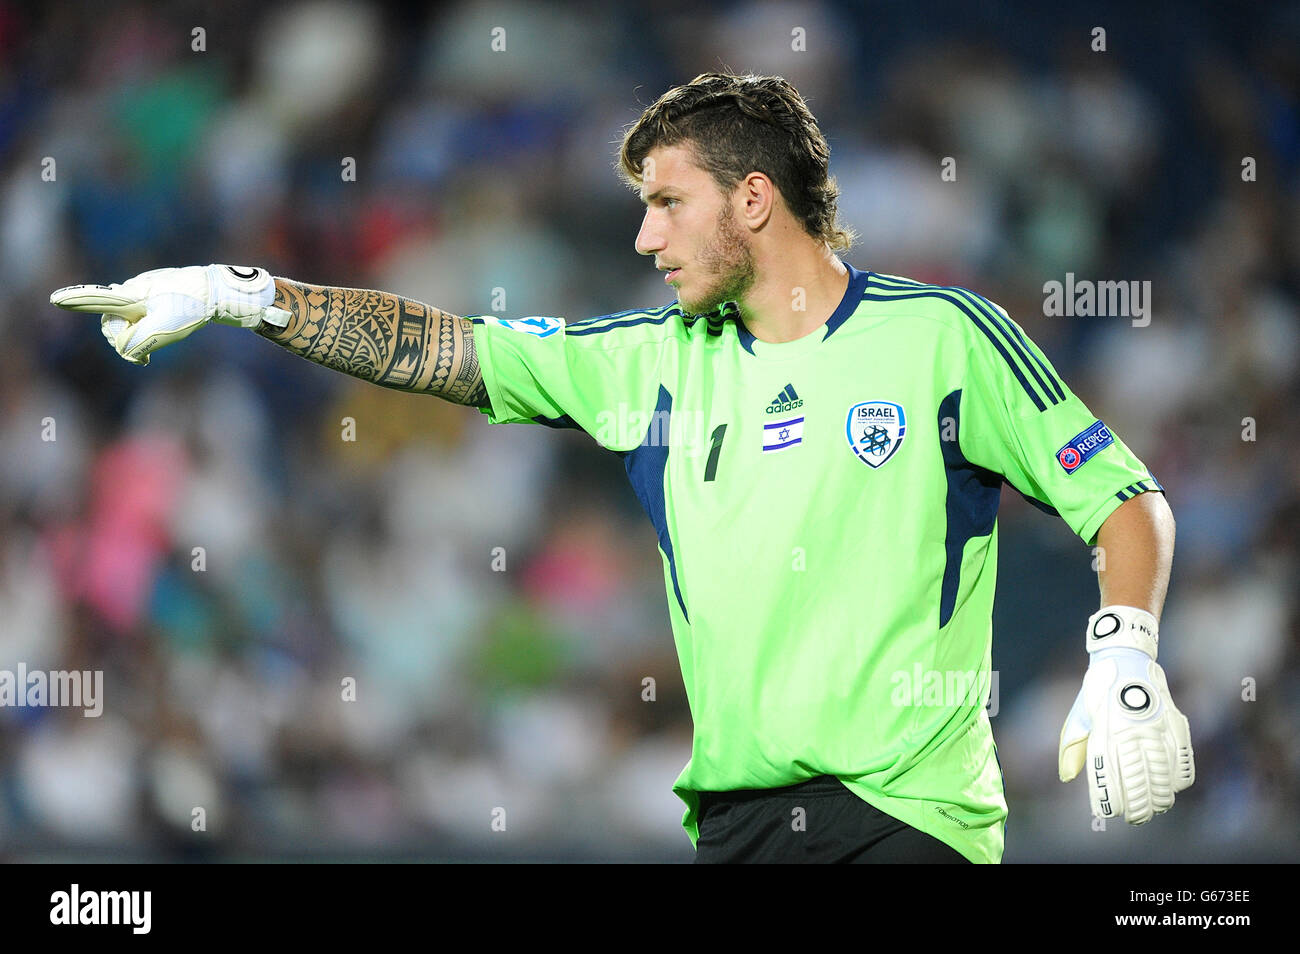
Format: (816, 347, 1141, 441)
(618, 72, 854, 252)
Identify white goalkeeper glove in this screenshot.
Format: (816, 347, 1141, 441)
(1058, 605, 1194, 824)
(50, 265, 291, 366)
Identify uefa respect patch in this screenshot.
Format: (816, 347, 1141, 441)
(1057, 420, 1114, 473)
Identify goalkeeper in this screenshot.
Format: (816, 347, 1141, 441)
(51, 72, 1192, 863)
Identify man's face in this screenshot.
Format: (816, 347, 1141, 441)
(634, 144, 755, 315)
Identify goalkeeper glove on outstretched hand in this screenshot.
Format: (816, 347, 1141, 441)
(50, 265, 291, 366)
(1058, 605, 1195, 824)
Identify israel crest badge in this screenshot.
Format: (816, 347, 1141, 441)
(846, 400, 906, 468)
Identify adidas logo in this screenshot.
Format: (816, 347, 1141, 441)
(766, 383, 804, 414)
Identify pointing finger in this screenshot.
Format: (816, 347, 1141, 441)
(51, 284, 148, 320)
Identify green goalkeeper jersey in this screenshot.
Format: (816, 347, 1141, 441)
(469, 265, 1162, 863)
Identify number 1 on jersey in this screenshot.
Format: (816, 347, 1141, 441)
(703, 424, 728, 482)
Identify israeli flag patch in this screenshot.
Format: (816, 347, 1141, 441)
(846, 401, 906, 468)
(763, 416, 804, 452)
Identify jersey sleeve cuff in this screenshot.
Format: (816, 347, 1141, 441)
(469, 317, 511, 424)
(1076, 476, 1165, 545)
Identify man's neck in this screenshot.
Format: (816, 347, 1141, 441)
(736, 246, 850, 344)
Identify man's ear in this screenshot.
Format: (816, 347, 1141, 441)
(738, 171, 775, 231)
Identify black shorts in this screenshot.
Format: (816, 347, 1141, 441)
(693, 775, 971, 863)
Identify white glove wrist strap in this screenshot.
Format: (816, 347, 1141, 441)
(206, 265, 290, 329)
(1086, 605, 1159, 659)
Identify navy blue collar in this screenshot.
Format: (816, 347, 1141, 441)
(736, 263, 870, 355)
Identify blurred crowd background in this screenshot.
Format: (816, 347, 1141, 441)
(0, 0, 1297, 861)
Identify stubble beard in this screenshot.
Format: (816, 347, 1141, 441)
(678, 205, 756, 316)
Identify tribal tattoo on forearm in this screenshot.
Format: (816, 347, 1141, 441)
(257, 279, 490, 408)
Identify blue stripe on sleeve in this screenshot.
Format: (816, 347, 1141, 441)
(867, 275, 1059, 411)
(863, 287, 1049, 412)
